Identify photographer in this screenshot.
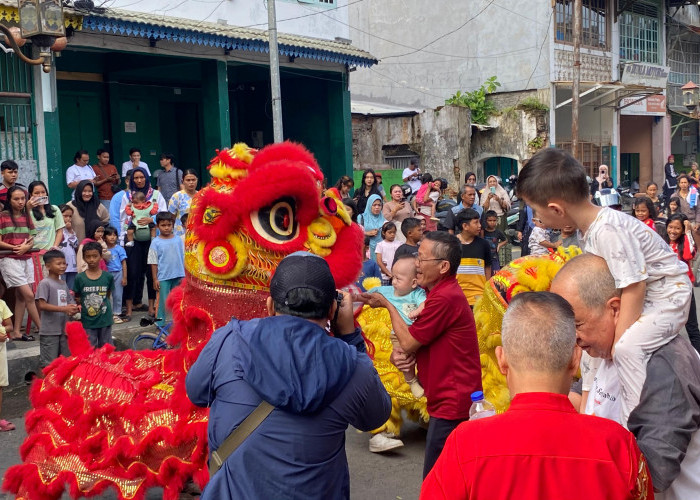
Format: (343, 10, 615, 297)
(403, 158, 422, 194)
(186, 251, 391, 499)
(383, 184, 414, 242)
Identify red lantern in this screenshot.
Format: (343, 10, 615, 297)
(3, 27, 26, 48)
(50, 36, 67, 51)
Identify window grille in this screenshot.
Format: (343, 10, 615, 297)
(0, 49, 36, 166)
(619, 2, 660, 64)
(555, 0, 608, 50)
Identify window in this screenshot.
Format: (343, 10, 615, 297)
(669, 39, 700, 85)
(619, 3, 660, 64)
(555, 0, 608, 50)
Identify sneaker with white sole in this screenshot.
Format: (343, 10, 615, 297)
(369, 432, 404, 453)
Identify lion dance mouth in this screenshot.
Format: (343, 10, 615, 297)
(2, 141, 363, 500)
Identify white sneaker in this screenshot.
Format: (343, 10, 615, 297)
(369, 432, 404, 453)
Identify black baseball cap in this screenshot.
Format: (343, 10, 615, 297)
(270, 251, 336, 313)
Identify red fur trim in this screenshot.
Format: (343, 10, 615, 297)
(189, 187, 243, 243)
(65, 321, 92, 356)
(324, 222, 364, 289)
(250, 141, 323, 181)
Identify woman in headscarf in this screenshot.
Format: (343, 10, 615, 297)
(118, 167, 167, 320)
(590, 164, 613, 196)
(480, 175, 511, 229)
(67, 180, 109, 242)
(359, 194, 386, 260)
(353, 169, 381, 214)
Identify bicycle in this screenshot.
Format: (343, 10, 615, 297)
(131, 320, 172, 350)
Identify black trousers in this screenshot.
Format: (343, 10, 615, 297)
(687, 290, 700, 355)
(124, 239, 155, 305)
(423, 417, 465, 478)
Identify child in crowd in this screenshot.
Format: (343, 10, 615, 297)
(76, 222, 109, 273)
(125, 191, 158, 245)
(375, 222, 402, 285)
(0, 160, 23, 207)
(412, 174, 439, 231)
(0, 281, 13, 431)
(73, 242, 114, 348)
(482, 210, 507, 272)
(665, 214, 700, 354)
(393, 217, 424, 264)
(147, 213, 185, 325)
(355, 236, 382, 292)
(179, 213, 188, 243)
(58, 204, 79, 289)
(518, 148, 691, 426)
(36, 250, 79, 368)
(557, 225, 580, 248)
(455, 208, 492, 307)
(633, 197, 657, 232)
(667, 196, 681, 219)
(368, 255, 427, 398)
(0, 185, 40, 338)
(528, 212, 559, 256)
(104, 226, 127, 324)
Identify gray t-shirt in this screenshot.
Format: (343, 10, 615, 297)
(36, 277, 74, 336)
(155, 168, 183, 206)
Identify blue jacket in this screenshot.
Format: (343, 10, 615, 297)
(186, 315, 391, 499)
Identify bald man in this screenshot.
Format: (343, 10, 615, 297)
(421, 292, 651, 500)
(552, 254, 700, 499)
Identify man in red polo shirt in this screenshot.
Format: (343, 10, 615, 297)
(421, 292, 652, 500)
(360, 231, 482, 477)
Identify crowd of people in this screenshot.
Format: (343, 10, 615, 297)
(0, 149, 197, 432)
(3, 145, 700, 499)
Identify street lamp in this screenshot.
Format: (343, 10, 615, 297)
(0, 0, 66, 73)
(682, 81, 700, 114)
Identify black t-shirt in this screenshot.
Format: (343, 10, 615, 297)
(393, 243, 418, 266)
(460, 237, 492, 267)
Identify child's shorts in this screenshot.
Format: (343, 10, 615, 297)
(0, 258, 34, 288)
(0, 341, 8, 387)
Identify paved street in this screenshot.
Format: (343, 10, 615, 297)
(0, 381, 425, 500)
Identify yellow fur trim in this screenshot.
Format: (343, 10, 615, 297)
(362, 277, 382, 291)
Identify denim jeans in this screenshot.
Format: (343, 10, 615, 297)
(110, 269, 124, 315)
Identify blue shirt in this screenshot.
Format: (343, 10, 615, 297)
(146, 236, 185, 281)
(368, 285, 426, 325)
(109, 190, 126, 231)
(105, 244, 127, 273)
(452, 201, 483, 218)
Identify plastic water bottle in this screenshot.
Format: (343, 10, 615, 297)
(469, 391, 496, 420)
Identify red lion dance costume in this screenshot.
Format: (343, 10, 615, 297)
(3, 142, 363, 500)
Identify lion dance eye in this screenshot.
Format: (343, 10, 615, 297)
(251, 197, 299, 243)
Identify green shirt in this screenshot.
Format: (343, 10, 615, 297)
(73, 270, 114, 329)
(31, 205, 65, 250)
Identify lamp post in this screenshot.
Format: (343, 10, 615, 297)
(683, 81, 700, 116)
(0, 0, 65, 73)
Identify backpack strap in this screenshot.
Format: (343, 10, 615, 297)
(208, 401, 274, 477)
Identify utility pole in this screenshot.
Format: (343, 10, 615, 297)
(267, 0, 284, 142)
(571, 0, 582, 158)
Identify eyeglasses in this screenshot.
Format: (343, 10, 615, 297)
(415, 256, 445, 265)
(532, 217, 543, 224)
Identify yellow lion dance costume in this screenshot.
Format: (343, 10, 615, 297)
(356, 246, 581, 434)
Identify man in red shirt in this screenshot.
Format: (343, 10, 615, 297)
(361, 231, 482, 477)
(92, 149, 120, 209)
(421, 292, 652, 500)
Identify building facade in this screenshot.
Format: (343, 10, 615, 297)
(349, 0, 696, 190)
(0, 0, 375, 203)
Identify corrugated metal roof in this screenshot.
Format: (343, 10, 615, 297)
(351, 100, 423, 116)
(83, 8, 377, 67)
(0, 1, 376, 67)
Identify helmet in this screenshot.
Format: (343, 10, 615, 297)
(594, 188, 621, 208)
(401, 184, 412, 199)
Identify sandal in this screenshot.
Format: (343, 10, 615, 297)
(121, 315, 131, 322)
(113, 315, 123, 324)
(0, 419, 16, 431)
(19, 334, 35, 342)
(132, 304, 148, 312)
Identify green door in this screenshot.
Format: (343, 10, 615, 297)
(484, 157, 518, 181)
(620, 153, 640, 187)
(118, 99, 161, 185)
(159, 102, 202, 179)
(57, 92, 106, 201)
